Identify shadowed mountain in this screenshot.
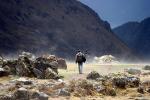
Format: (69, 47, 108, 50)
(0, 0, 134, 60)
(113, 17, 150, 59)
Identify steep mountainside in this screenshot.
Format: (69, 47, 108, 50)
(0, 0, 133, 59)
(113, 17, 150, 58)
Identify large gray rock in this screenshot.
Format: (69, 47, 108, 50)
(113, 77, 127, 89)
(125, 68, 141, 75)
(34, 60, 58, 74)
(57, 58, 67, 69)
(33, 68, 44, 79)
(126, 77, 140, 87)
(45, 68, 60, 79)
(15, 58, 32, 77)
(2, 60, 17, 75)
(143, 65, 150, 70)
(87, 71, 102, 80)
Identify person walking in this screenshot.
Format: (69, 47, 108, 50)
(75, 50, 86, 74)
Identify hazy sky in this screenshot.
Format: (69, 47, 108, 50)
(80, 0, 150, 28)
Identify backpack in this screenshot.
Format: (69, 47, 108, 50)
(76, 53, 86, 63)
(82, 55, 86, 62)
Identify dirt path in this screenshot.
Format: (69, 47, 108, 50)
(59, 63, 145, 80)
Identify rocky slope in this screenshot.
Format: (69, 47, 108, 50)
(0, 0, 133, 60)
(113, 17, 150, 59)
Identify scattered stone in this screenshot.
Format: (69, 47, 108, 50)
(87, 71, 102, 80)
(0, 68, 9, 77)
(147, 87, 150, 93)
(137, 86, 145, 94)
(31, 91, 49, 100)
(142, 72, 150, 76)
(94, 84, 105, 93)
(0, 94, 14, 100)
(105, 88, 116, 96)
(125, 68, 141, 75)
(16, 78, 32, 85)
(141, 80, 150, 87)
(58, 88, 71, 96)
(143, 65, 150, 70)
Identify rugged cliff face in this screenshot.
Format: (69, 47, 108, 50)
(0, 0, 133, 59)
(113, 17, 150, 59)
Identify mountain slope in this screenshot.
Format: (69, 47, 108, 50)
(0, 0, 133, 59)
(113, 17, 150, 58)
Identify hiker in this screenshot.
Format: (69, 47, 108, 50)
(75, 50, 86, 74)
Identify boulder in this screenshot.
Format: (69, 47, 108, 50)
(125, 68, 141, 75)
(43, 55, 57, 62)
(2, 60, 17, 75)
(15, 57, 33, 77)
(49, 61, 58, 69)
(87, 71, 102, 80)
(14, 87, 30, 100)
(126, 77, 140, 87)
(33, 68, 45, 79)
(113, 77, 127, 88)
(19, 51, 35, 60)
(45, 68, 60, 79)
(34, 60, 58, 74)
(0, 68, 9, 77)
(143, 65, 150, 70)
(57, 58, 67, 69)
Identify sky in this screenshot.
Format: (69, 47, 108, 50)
(80, 0, 150, 28)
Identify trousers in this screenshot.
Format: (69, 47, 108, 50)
(78, 63, 83, 74)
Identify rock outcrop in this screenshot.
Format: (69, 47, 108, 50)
(1, 52, 67, 79)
